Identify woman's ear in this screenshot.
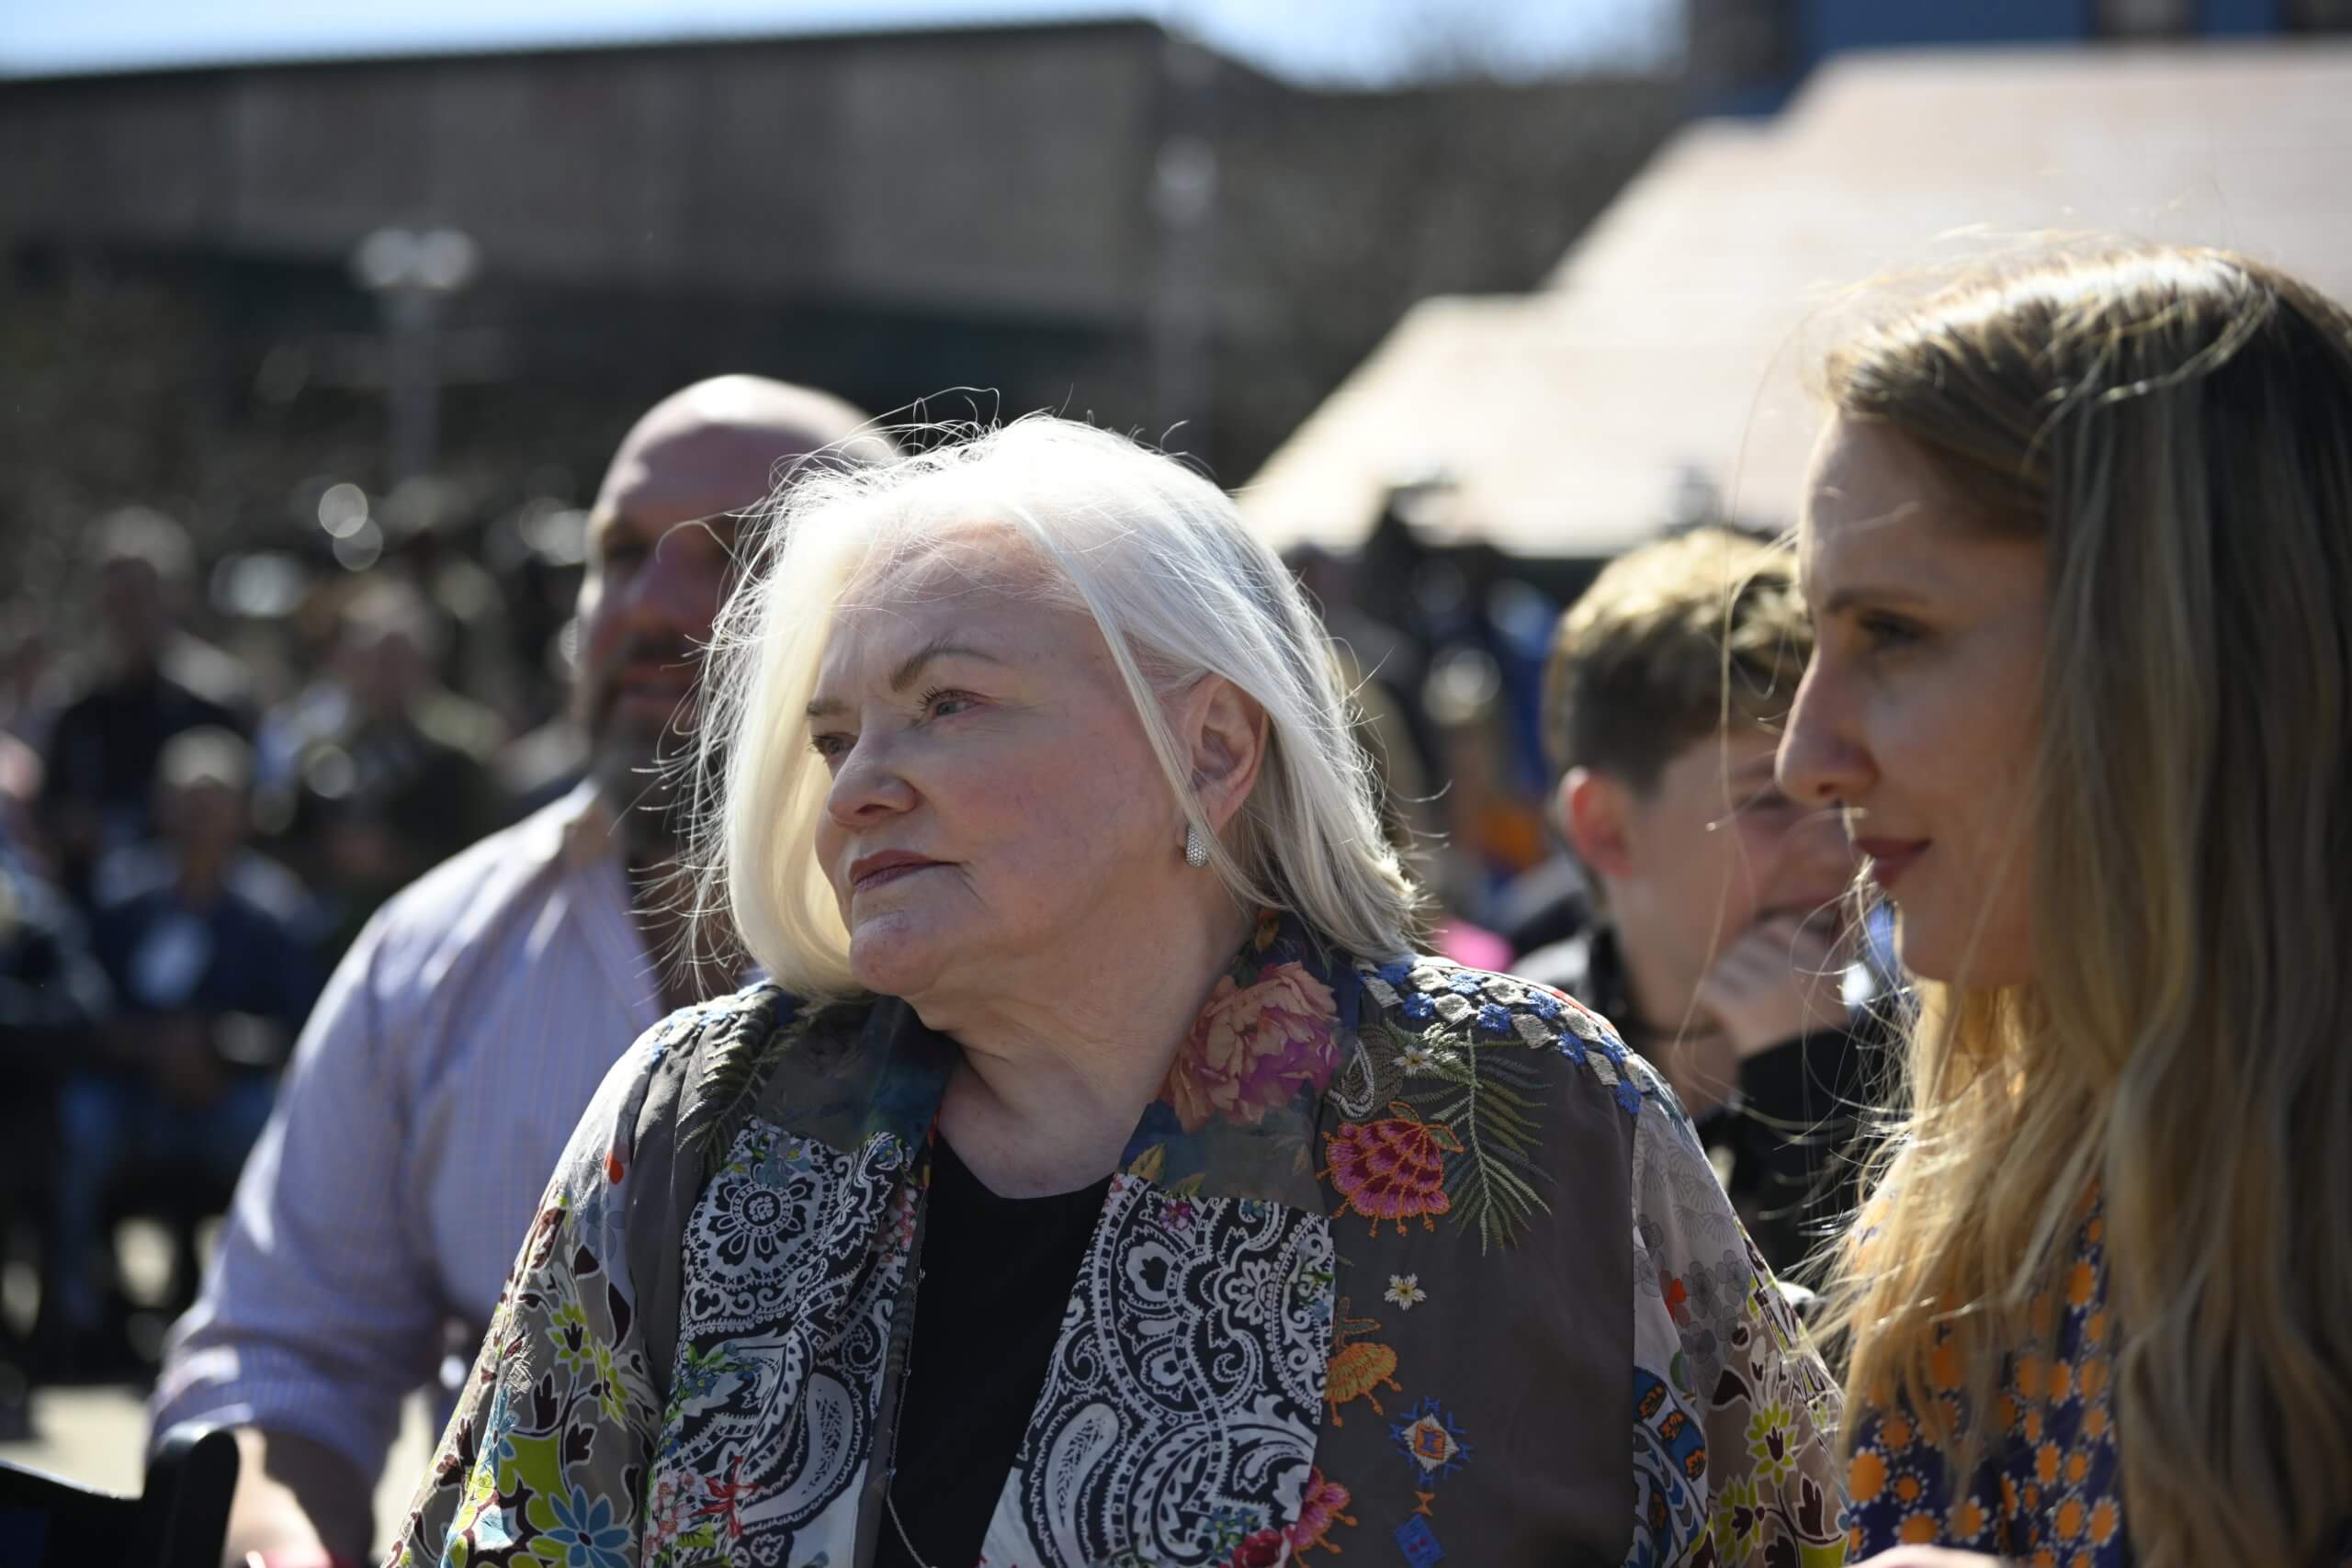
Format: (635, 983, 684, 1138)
(1182, 675, 1270, 831)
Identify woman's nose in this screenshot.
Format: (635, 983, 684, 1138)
(824, 733, 917, 826)
(1777, 661, 1872, 808)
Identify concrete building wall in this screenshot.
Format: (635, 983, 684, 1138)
(0, 24, 1169, 323)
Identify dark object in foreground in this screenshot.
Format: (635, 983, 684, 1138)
(0, 1421, 237, 1568)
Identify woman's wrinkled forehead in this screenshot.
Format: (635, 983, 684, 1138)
(811, 518, 1126, 693)
(833, 517, 1064, 614)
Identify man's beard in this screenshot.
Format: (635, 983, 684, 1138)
(586, 716, 689, 859)
(578, 641, 708, 861)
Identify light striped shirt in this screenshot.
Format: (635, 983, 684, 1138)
(150, 783, 668, 1479)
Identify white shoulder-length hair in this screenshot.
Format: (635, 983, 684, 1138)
(687, 415, 1420, 998)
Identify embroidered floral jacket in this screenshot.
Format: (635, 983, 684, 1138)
(390, 918, 1846, 1568)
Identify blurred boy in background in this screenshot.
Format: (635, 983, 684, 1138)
(1515, 525, 1883, 1272)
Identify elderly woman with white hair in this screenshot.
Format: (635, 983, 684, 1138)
(392, 420, 1842, 1568)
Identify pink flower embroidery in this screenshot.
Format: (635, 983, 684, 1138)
(1223, 1528, 1286, 1567)
(1164, 963, 1339, 1133)
(1285, 1468, 1358, 1556)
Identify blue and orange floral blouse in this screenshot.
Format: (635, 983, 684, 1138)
(391, 916, 1846, 1567)
(1842, 1202, 2131, 1566)
(1842, 1196, 2352, 1568)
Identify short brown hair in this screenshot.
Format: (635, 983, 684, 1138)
(1541, 525, 1810, 793)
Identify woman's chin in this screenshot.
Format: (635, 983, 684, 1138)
(1892, 908, 2033, 989)
(845, 921, 945, 1000)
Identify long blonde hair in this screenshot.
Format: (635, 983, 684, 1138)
(1821, 247, 2352, 1567)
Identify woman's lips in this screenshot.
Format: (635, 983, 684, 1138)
(849, 853, 945, 893)
(1855, 838, 1928, 891)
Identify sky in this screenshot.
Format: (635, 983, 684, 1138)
(0, 0, 1682, 85)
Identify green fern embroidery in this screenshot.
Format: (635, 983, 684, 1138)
(681, 1007, 793, 1181)
(1374, 1012, 1553, 1252)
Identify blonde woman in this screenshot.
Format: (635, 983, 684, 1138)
(390, 419, 1843, 1567)
(1779, 247, 2352, 1568)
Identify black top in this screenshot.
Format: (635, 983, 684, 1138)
(876, 1135, 1114, 1568)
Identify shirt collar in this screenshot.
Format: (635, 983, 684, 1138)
(1123, 909, 1350, 1208)
(551, 780, 620, 875)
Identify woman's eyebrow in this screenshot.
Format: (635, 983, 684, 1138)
(806, 639, 1006, 719)
(887, 638, 1003, 692)
(1820, 581, 1934, 616)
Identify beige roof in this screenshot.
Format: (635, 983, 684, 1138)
(1238, 41, 2352, 558)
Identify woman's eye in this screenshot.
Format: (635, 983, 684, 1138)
(808, 732, 851, 763)
(922, 688, 977, 720)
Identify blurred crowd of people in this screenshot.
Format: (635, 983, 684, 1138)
(0, 495, 583, 1398)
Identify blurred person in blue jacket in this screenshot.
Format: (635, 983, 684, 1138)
(47, 727, 322, 1363)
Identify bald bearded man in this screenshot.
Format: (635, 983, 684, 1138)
(151, 378, 892, 1568)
